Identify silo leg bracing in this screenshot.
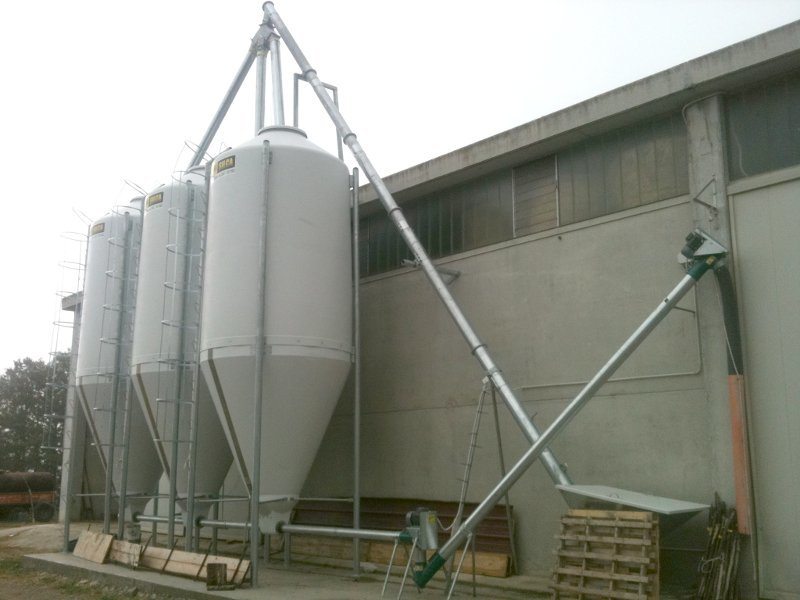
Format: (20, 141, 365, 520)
(74, 201, 162, 524)
(200, 126, 353, 532)
(131, 167, 232, 539)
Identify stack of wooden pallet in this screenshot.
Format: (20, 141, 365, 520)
(550, 509, 659, 600)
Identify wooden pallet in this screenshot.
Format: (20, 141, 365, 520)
(550, 509, 659, 600)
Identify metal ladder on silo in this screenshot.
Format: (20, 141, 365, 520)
(155, 178, 207, 548)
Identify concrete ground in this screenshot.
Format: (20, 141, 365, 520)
(25, 552, 547, 599)
(3, 523, 550, 599)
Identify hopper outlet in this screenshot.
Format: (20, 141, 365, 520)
(257, 497, 296, 534)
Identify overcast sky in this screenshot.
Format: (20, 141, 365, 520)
(0, 0, 798, 372)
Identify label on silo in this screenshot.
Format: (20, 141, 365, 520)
(90, 222, 105, 236)
(145, 192, 163, 209)
(213, 155, 235, 178)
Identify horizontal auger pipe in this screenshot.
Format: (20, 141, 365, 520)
(264, 2, 570, 488)
(414, 256, 722, 588)
(278, 523, 405, 543)
(135, 514, 181, 526)
(198, 519, 251, 530)
(136, 514, 252, 530)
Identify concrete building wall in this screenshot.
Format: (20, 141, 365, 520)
(304, 196, 732, 574)
(730, 171, 800, 600)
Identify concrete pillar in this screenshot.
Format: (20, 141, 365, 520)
(685, 96, 731, 242)
(685, 95, 757, 597)
(59, 294, 85, 522)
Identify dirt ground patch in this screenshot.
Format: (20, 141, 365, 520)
(0, 523, 187, 600)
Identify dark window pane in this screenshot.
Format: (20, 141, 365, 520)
(559, 113, 688, 225)
(513, 157, 557, 236)
(727, 72, 800, 180)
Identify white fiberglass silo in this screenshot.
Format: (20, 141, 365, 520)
(200, 126, 352, 529)
(75, 200, 162, 515)
(131, 167, 232, 518)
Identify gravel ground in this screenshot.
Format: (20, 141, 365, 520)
(0, 522, 188, 600)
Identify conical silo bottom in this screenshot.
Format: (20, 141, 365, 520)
(201, 346, 350, 530)
(76, 376, 163, 516)
(132, 364, 233, 521)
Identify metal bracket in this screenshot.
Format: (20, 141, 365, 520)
(292, 73, 343, 160)
(691, 177, 719, 224)
(401, 258, 461, 285)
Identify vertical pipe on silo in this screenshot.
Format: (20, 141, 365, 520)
(185, 170, 211, 551)
(103, 213, 132, 534)
(269, 36, 285, 126)
(249, 141, 272, 585)
(351, 168, 361, 577)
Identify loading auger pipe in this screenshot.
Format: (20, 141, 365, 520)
(263, 1, 571, 488)
(413, 255, 724, 588)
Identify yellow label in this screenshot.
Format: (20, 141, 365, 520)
(214, 155, 236, 176)
(90, 222, 105, 236)
(145, 192, 164, 209)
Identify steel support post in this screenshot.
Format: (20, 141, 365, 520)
(351, 168, 361, 577)
(414, 256, 722, 588)
(249, 141, 272, 585)
(269, 35, 285, 125)
(185, 165, 213, 551)
(263, 2, 571, 487)
(116, 377, 134, 539)
(104, 213, 133, 534)
(255, 49, 267, 133)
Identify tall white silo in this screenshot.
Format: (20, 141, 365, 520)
(200, 126, 353, 530)
(131, 167, 232, 519)
(75, 200, 162, 516)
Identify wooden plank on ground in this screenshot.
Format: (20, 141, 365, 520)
(73, 531, 113, 564)
(108, 539, 142, 568)
(139, 546, 249, 586)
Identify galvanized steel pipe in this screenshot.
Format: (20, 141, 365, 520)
(104, 213, 133, 534)
(278, 523, 401, 543)
(263, 2, 570, 488)
(255, 50, 267, 133)
(137, 513, 251, 530)
(188, 42, 259, 168)
(184, 165, 213, 551)
(269, 35, 285, 125)
(351, 168, 362, 576)
(199, 518, 251, 530)
(135, 514, 181, 525)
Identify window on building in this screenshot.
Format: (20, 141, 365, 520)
(726, 71, 800, 180)
(513, 156, 558, 236)
(358, 113, 688, 277)
(360, 171, 512, 276)
(557, 114, 689, 225)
